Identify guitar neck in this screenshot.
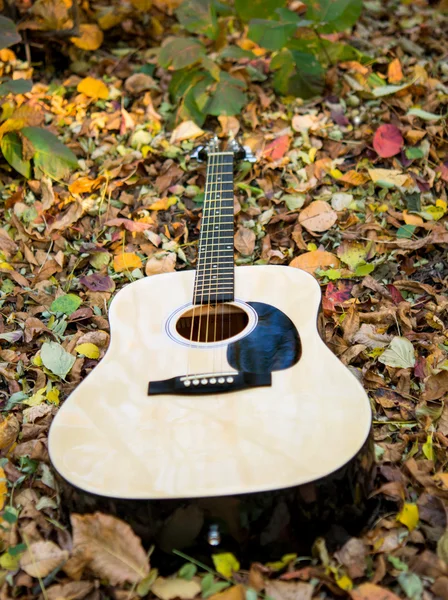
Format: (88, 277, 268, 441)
(193, 152, 235, 306)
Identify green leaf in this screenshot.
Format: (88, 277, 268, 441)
(158, 37, 205, 70)
(234, 0, 286, 21)
(21, 127, 78, 180)
(176, 0, 218, 40)
(0, 79, 33, 96)
(302, 0, 362, 32)
(271, 49, 325, 99)
(398, 571, 423, 600)
(205, 72, 247, 116)
(437, 529, 448, 564)
(248, 18, 298, 51)
(41, 341, 76, 380)
(354, 263, 375, 276)
(371, 81, 413, 97)
(50, 294, 82, 316)
(178, 563, 197, 580)
(219, 46, 255, 61)
(203, 582, 231, 598)
(1, 132, 32, 178)
(405, 147, 424, 160)
(284, 194, 305, 210)
(0, 16, 21, 50)
(407, 107, 445, 121)
(378, 336, 416, 369)
(397, 224, 416, 239)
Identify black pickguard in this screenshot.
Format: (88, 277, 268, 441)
(227, 302, 301, 373)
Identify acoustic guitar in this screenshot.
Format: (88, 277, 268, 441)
(49, 136, 373, 564)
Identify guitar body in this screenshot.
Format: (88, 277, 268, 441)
(49, 265, 373, 564)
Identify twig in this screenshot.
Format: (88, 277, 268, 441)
(313, 29, 332, 67)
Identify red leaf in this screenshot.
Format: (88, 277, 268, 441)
(105, 218, 151, 232)
(80, 274, 115, 292)
(386, 284, 404, 305)
(263, 135, 290, 160)
(373, 124, 404, 158)
(437, 161, 448, 182)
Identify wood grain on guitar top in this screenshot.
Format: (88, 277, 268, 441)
(48, 265, 372, 500)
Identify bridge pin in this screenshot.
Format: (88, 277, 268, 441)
(210, 378, 216, 384)
(226, 377, 234, 383)
(201, 379, 208, 385)
(192, 379, 200, 385)
(184, 380, 191, 387)
(218, 377, 225, 384)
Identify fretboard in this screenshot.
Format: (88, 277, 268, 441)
(193, 152, 234, 305)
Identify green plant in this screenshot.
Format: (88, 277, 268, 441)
(156, 0, 367, 125)
(0, 16, 78, 180)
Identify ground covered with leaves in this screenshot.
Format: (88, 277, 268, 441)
(0, 0, 448, 598)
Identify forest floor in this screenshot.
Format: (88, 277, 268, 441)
(0, 0, 448, 599)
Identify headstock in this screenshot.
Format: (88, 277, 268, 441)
(190, 135, 256, 163)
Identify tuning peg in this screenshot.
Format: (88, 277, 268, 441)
(242, 146, 257, 163)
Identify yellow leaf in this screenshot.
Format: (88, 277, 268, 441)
(330, 168, 343, 179)
(397, 503, 419, 531)
(212, 553, 240, 578)
(209, 585, 245, 600)
(130, 0, 152, 10)
(368, 168, 411, 188)
(0, 467, 7, 510)
(113, 252, 143, 273)
(149, 197, 178, 211)
(265, 553, 297, 571)
(436, 199, 447, 210)
(71, 24, 104, 51)
(46, 388, 60, 405)
(0, 261, 13, 270)
(77, 77, 109, 100)
(75, 342, 100, 359)
(170, 120, 204, 144)
(69, 176, 103, 195)
(0, 49, 16, 62)
(152, 577, 201, 600)
(23, 387, 46, 407)
(336, 573, 353, 591)
(0, 552, 21, 571)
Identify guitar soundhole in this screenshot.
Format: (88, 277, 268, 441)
(175, 304, 249, 343)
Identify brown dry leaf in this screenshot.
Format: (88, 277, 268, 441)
(0, 228, 18, 258)
(113, 252, 143, 273)
(77, 77, 109, 100)
(352, 324, 392, 349)
(170, 120, 204, 145)
(290, 250, 340, 275)
(338, 171, 369, 186)
(265, 580, 313, 600)
(46, 580, 95, 600)
(298, 201, 337, 233)
(125, 73, 156, 94)
(0, 415, 20, 449)
(234, 228, 255, 256)
(151, 577, 201, 600)
(49, 201, 84, 232)
(71, 24, 104, 50)
(218, 116, 240, 138)
(387, 58, 403, 83)
(350, 583, 401, 600)
(145, 251, 176, 276)
(210, 585, 245, 600)
(20, 541, 69, 578)
(423, 371, 448, 401)
(71, 513, 149, 584)
(334, 538, 367, 579)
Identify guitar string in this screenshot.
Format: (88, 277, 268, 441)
(187, 148, 215, 375)
(205, 148, 217, 361)
(219, 154, 226, 374)
(227, 153, 233, 370)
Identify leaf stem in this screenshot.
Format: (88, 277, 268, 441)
(313, 29, 332, 67)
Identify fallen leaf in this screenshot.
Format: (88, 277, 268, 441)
(265, 580, 313, 600)
(334, 538, 367, 579)
(151, 577, 201, 600)
(368, 168, 411, 188)
(263, 135, 289, 160)
(350, 583, 401, 600)
(20, 541, 69, 578)
(51, 294, 82, 316)
(77, 77, 109, 100)
(378, 336, 416, 369)
(131, 0, 152, 10)
(298, 201, 337, 232)
(338, 170, 370, 186)
(80, 273, 115, 292)
(41, 341, 76, 379)
(106, 218, 151, 232)
(68, 177, 103, 194)
(397, 503, 419, 531)
(71, 24, 104, 50)
(403, 210, 423, 226)
(212, 553, 240, 578)
(113, 252, 143, 272)
(209, 585, 245, 600)
(234, 228, 255, 255)
(0, 415, 20, 449)
(170, 120, 204, 144)
(387, 58, 403, 83)
(125, 73, 156, 94)
(373, 124, 404, 158)
(46, 581, 95, 600)
(290, 250, 340, 274)
(0, 467, 7, 510)
(75, 343, 100, 359)
(353, 324, 392, 349)
(145, 251, 176, 275)
(71, 513, 149, 585)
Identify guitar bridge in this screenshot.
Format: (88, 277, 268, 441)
(148, 372, 271, 395)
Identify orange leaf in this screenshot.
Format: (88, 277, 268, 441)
(298, 201, 337, 233)
(290, 250, 340, 275)
(263, 135, 290, 160)
(71, 24, 104, 51)
(338, 170, 369, 186)
(77, 77, 109, 100)
(69, 177, 103, 194)
(113, 252, 142, 272)
(350, 583, 401, 600)
(387, 58, 403, 83)
(403, 210, 423, 226)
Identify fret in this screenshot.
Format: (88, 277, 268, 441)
(193, 151, 235, 305)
